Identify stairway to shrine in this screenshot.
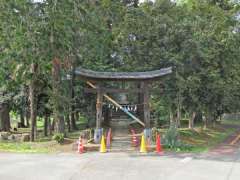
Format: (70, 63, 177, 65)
(110, 116, 134, 152)
(111, 134, 133, 152)
(108, 110, 144, 152)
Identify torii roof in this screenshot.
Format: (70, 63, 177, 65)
(74, 67, 172, 81)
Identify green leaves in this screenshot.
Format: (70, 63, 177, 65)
(0, 0, 239, 126)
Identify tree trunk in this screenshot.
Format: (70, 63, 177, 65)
(51, 118, 55, 132)
(137, 82, 144, 121)
(20, 110, 25, 128)
(66, 114, 71, 132)
(189, 111, 196, 129)
(70, 111, 77, 130)
(219, 114, 223, 124)
(213, 118, 216, 128)
(175, 90, 182, 128)
(169, 109, 174, 127)
(29, 63, 38, 141)
(176, 104, 181, 128)
(212, 113, 218, 128)
(203, 112, 214, 129)
(0, 103, 11, 132)
(49, 117, 52, 136)
(208, 114, 213, 128)
(52, 58, 65, 135)
(26, 110, 30, 128)
(143, 82, 151, 128)
(55, 115, 65, 134)
(70, 66, 77, 130)
(44, 114, 49, 136)
(203, 113, 207, 130)
(29, 82, 37, 141)
(170, 108, 179, 128)
(75, 111, 79, 124)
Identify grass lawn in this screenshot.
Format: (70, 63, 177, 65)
(178, 126, 236, 152)
(221, 119, 240, 126)
(154, 125, 236, 153)
(0, 142, 51, 153)
(0, 115, 87, 153)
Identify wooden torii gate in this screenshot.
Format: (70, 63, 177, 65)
(75, 67, 172, 143)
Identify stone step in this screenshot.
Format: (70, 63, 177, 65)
(109, 121, 136, 152)
(112, 133, 130, 138)
(110, 139, 134, 152)
(109, 147, 136, 152)
(111, 141, 131, 147)
(112, 136, 132, 140)
(111, 126, 132, 148)
(111, 114, 137, 119)
(111, 118, 131, 121)
(110, 119, 134, 129)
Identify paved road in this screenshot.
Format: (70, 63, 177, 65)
(0, 151, 240, 180)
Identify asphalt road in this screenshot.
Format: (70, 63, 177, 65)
(0, 151, 239, 180)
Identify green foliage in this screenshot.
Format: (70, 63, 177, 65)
(52, 133, 65, 144)
(0, 0, 240, 135)
(163, 125, 180, 149)
(152, 98, 170, 127)
(78, 115, 88, 123)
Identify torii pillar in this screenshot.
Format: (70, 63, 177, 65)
(142, 81, 152, 140)
(94, 84, 103, 143)
(143, 82, 150, 128)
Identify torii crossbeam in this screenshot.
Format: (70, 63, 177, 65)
(74, 67, 172, 143)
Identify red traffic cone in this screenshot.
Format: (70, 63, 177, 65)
(156, 134, 163, 155)
(133, 135, 138, 147)
(106, 128, 112, 150)
(147, 137, 151, 151)
(77, 137, 84, 154)
(131, 129, 139, 147)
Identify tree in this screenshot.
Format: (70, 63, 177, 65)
(1, 0, 239, 138)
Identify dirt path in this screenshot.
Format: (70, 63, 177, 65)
(207, 125, 240, 157)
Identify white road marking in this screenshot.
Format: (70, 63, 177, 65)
(180, 157, 193, 163)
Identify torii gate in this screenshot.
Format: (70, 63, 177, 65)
(74, 67, 172, 143)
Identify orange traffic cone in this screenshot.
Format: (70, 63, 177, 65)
(77, 137, 84, 154)
(156, 134, 163, 155)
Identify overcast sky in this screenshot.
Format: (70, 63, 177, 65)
(139, 0, 154, 2)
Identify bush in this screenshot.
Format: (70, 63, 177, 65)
(162, 125, 180, 149)
(153, 126, 196, 152)
(52, 133, 64, 144)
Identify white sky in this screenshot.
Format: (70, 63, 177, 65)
(33, 0, 44, 2)
(139, 0, 155, 3)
